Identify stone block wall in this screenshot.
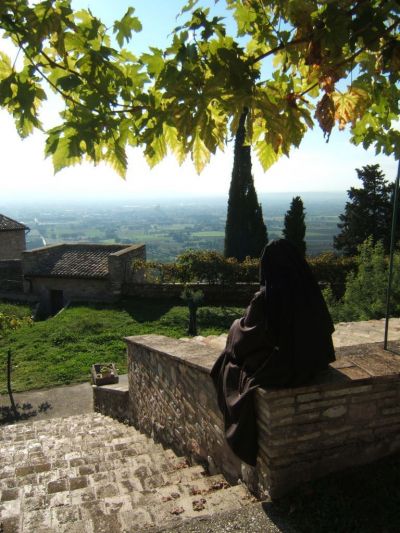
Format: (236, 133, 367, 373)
(93, 384, 129, 422)
(126, 335, 242, 482)
(0, 260, 23, 292)
(255, 375, 400, 497)
(21, 244, 60, 279)
(0, 230, 26, 260)
(28, 277, 109, 316)
(123, 282, 257, 306)
(126, 335, 400, 499)
(108, 244, 146, 295)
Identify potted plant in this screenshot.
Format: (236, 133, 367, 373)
(91, 362, 119, 386)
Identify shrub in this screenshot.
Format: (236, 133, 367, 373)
(132, 249, 358, 290)
(308, 253, 357, 298)
(324, 238, 400, 322)
(341, 238, 399, 321)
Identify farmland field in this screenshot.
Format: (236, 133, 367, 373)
(2, 192, 346, 261)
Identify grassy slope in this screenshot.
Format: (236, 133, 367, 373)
(0, 299, 242, 393)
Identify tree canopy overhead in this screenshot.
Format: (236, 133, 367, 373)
(0, 0, 399, 177)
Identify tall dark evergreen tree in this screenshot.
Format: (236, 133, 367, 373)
(283, 196, 306, 257)
(334, 164, 395, 255)
(224, 109, 268, 260)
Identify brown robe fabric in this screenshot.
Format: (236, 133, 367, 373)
(210, 239, 335, 466)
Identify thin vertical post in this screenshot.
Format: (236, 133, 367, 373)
(384, 160, 400, 350)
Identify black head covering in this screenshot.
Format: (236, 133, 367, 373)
(211, 239, 335, 466)
(260, 239, 335, 378)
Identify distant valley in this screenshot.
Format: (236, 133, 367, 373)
(2, 192, 347, 261)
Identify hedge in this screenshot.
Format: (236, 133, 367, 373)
(133, 250, 357, 292)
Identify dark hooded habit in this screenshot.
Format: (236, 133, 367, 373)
(210, 239, 335, 466)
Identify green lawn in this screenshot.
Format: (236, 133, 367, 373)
(191, 231, 225, 237)
(0, 299, 241, 393)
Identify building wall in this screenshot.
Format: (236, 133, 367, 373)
(28, 277, 110, 316)
(126, 334, 400, 499)
(109, 244, 146, 294)
(0, 260, 23, 293)
(0, 231, 26, 260)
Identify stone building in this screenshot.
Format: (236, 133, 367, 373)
(0, 214, 29, 260)
(22, 242, 145, 315)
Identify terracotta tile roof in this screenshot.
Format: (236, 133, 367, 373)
(0, 214, 29, 231)
(24, 244, 126, 279)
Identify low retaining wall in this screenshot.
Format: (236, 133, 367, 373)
(125, 335, 400, 498)
(93, 382, 129, 422)
(126, 335, 242, 482)
(123, 282, 257, 306)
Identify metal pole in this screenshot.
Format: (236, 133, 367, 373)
(384, 159, 400, 350)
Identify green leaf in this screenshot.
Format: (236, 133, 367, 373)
(0, 52, 12, 79)
(255, 140, 280, 171)
(179, 0, 200, 15)
(163, 123, 186, 165)
(113, 7, 142, 48)
(56, 74, 82, 91)
(192, 132, 210, 174)
(48, 135, 80, 173)
(141, 48, 164, 77)
(105, 142, 128, 178)
(145, 135, 167, 168)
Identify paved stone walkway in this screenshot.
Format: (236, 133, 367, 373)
(182, 317, 400, 351)
(0, 413, 253, 533)
(0, 377, 129, 425)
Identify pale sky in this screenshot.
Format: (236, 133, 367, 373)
(0, 1, 398, 203)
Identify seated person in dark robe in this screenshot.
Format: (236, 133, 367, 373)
(210, 239, 335, 466)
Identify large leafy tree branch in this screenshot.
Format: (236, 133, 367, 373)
(0, 0, 399, 177)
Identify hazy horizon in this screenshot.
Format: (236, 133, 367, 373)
(1, 190, 348, 209)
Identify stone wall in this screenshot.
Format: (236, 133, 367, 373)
(27, 277, 109, 316)
(93, 384, 129, 422)
(126, 335, 400, 498)
(108, 244, 146, 295)
(123, 282, 257, 306)
(0, 260, 23, 293)
(126, 335, 242, 483)
(0, 230, 26, 260)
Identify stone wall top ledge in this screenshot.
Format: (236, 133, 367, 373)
(125, 334, 217, 374)
(125, 334, 400, 398)
(256, 372, 399, 400)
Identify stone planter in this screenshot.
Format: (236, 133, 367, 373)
(91, 363, 119, 386)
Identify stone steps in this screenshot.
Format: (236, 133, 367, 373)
(0, 413, 253, 532)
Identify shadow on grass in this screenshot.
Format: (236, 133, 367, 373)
(0, 401, 52, 425)
(260, 452, 400, 533)
(198, 307, 242, 330)
(113, 298, 181, 323)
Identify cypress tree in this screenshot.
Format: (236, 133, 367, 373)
(283, 196, 307, 257)
(224, 109, 268, 260)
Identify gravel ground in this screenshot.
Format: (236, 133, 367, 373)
(144, 502, 298, 533)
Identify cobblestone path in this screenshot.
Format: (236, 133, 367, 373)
(0, 413, 252, 532)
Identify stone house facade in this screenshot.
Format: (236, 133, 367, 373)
(22, 243, 145, 315)
(0, 214, 29, 260)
